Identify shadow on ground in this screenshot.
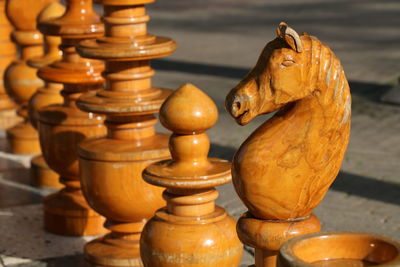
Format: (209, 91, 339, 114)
(7, 254, 84, 267)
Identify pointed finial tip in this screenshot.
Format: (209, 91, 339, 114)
(160, 83, 218, 134)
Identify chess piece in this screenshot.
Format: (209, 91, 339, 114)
(277, 232, 400, 267)
(140, 84, 243, 266)
(28, 2, 65, 189)
(0, 0, 21, 130)
(4, 0, 55, 154)
(76, 0, 176, 264)
(225, 22, 351, 267)
(37, 0, 107, 235)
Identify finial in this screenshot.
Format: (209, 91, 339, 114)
(160, 83, 218, 134)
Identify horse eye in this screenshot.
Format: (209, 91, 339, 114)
(281, 60, 295, 67)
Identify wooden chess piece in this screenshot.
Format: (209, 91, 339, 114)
(76, 0, 176, 265)
(225, 22, 351, 267)
(4, 0, 55, 154)
(140, 84, 243, 266)
(0, 0, 21, 130)
(277, 232, 400, 267)
(37, 0, 107, 236)
(28, 2, 65, 189)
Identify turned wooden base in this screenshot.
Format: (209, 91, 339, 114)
(237, 213, 321, 267)
(84, 222, 145, 267)
(30, 155, 62, 189)
(6, 121, 40, 154)
(44, 185, 107, 236)
(0, 108, 22, 130)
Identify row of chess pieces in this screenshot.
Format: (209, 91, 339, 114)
(0, 0, 399, 266)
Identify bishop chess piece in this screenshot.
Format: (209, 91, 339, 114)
(0, 0, 20, 130)
(76, 0, 176, 265)
(37, 0, 107, 235)
(140, 84, 243, 266)
(225, 22, 351, 267)
(5, 0, 55, 154)
(28, 1, 65, 189)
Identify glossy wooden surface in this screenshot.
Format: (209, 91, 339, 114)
(4, 0, 54, 154)
(277, 232, 400, 267)
(37, 0, 107, 236)
(27, 2, 65, 189)
(76, 0, 176, 265)
(0, 0, 20, 130)
(225, 22, 351, 267)
(141, 84, 243, 267)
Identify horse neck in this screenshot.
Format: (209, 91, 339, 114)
(294, 39, 351, 127)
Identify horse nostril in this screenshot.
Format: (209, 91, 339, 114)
(233, 101, 241, 112)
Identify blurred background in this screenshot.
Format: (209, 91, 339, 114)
(1, 0, 399, 266)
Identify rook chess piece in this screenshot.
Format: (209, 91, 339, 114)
(0, 0, 21, 130)
(225, 22, 351, 267)
(76, 0, 176, 265)
(140, 84, 243, 266)
(28, 1, 65, 189)
(5, 0, 55, 154)
(37, 0, 107, 235)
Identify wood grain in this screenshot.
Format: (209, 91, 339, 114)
(225, 22, 351, 267)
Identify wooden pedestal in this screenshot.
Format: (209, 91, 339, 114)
(76, 0, 176, 264)
(37, 0, 107, 236)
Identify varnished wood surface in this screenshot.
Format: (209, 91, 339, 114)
(0, 0, 20, 130)
(4, 0, 55, 154)
(76, 0, 176, 265)
(225, 22, 352, 267)
(26, 2, 65, 189)
(277, 232, 400, 267)
(141, 84, 243, 267)
(37, 0, 107, 236)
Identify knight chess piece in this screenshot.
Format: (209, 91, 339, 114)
(0, 0, 21, 130)
(37, 0, 107, 235)
(28, 1, 65, 189)
(225, 22, 352, 267)
(140, 84, 243, 266)
(76, 0, 176, 265)
(4, 0, 55, 154)
(277, 232, 400, 267)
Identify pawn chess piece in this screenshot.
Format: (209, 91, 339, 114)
(5, 0, 55, 154)
(225, 22, 351, 267)
(140, 84, 243, 266)
(28, 2, 65, 189)
(0, 0, 21, 130)
(277, 232, 400, 267)
(76, 0, 176, 265)
(37, 0, 107, 235)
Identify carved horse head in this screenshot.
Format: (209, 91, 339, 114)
(226, 22, 314, 125)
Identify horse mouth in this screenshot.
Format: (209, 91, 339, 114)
(234, 109, 251, 125)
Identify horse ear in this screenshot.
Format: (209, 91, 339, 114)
(276, 22, 303, 53)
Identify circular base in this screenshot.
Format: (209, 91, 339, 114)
(85, 234, 143, 267)
(44, 189, 107, 236)
(0, 108, 22, 130)
(6, 121, 40, 154)
(30, 155, 62, 189)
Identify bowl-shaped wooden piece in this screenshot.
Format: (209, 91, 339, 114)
(278, 231, 400, 267)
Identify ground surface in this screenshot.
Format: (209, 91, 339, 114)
(1, 0, 400, 266)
